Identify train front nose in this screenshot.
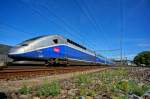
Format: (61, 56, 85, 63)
(8, 47, 25, 58)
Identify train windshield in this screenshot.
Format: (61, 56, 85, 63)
(17, 36, 45, 46)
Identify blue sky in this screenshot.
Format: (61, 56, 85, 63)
(0, 0, 150, 60)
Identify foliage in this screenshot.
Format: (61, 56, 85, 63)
(17, 67, 149, 98)
(134, 51, 150, 66)
(115, 80, 128, 92)
(128, 80, 149, 96)
(75, 74, 91, 86)
(79, 87, 87, 96)
(75, 67, 149, 97)
(37, 80, 60, 96)
(18, 85, 32, 95)
(115, 80, 149, 96)
(79, 87, 96, 96)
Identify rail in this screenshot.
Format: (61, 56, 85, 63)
(0, 66, 109, 80)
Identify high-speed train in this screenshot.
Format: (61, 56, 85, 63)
(8, 35, 113, 65)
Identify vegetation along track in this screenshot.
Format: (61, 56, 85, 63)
(0, 65, 109, 80)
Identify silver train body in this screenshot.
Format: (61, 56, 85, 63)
(8, 35, 113, 65)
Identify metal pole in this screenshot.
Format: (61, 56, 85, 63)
(105, 57, 107, 64)
(120, 0, 123, 65)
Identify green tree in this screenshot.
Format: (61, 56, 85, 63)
(134, 51, 150, 66)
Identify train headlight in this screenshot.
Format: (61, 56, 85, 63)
(53, 47, 60, 52)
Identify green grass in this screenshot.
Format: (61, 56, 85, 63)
(18, 67, 149, 97)
(37, 80, 60, 96)
(75, 74, 91, 86)
(18, 85, 32, 95)
(74, 67, 149, 97)
(127, 80, 149, 96)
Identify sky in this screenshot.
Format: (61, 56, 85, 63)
(0, 0, 150, 60)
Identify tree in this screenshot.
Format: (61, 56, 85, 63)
(133, 51, 150, 66)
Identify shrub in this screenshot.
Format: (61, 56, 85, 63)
(128, 80, 149, 96)
(18, 85, 32, 95)
(115, 80, 128, 92)
(115, 80, 149, 96)
(37, 80, 60, 96)
(75, 74, 91, 86)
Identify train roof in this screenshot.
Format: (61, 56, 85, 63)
(18, 35, 62, 44)
(18, 34, 106, 57)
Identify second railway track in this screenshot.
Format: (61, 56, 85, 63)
(0, 66, 108, 80)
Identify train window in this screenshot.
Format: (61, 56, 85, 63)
(23, 36, 45, 43)
(67, 39, 86, 50)
(53, 39, 58, 44)
(21, 44, 28, 46)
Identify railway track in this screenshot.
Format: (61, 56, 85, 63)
(0, 66, 108, 80)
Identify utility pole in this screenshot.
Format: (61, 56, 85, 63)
(120, 38, 123, 65)
(105, 57, 107, 64)
(120, 0, 124, 65)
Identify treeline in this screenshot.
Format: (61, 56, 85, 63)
(134, 51, 150, 66)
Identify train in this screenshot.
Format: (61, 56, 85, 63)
(8, 34, 113, 66)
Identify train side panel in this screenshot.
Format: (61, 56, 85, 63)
(10, 44, 108, 64)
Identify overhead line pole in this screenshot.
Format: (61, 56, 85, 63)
(120, 0, 124, 65)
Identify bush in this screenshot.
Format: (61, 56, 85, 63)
(37, 80, 60, 96)
(115, 80, 149, 96)
(75, 74, 91, 86)
(115, 80, 128, 92)
(18, 85, 32, 95)
(134, 51, 150, 66)
(128, 80, 149, 96)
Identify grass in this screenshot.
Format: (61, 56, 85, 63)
(37, 80, 60, 96)
(17, 67, 150, 98)
(127, 80, 149, 96)
(75, 74, 91, 86)
(18, 84, 32, 95)
(74, 67, 149, 97)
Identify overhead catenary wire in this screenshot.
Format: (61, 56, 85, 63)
(0, 21, 34, 36)
(74, 0, 111, 51)
(95, 49, 120, 52)
(34, 0, 114, 57)
(18, 0, 105, 51)
(28, 0, 96, 50)
(73, 0, 100, 48)
(18, 0, 91, 48)
(25, 0, 98, 50)
(36, 4, 86, 43)
(73, 0, 120, 59)
(35, 1, 97, 50)
(77, 0, 124, 59)
(0, 0, 94, 51)
(17, 0, 69, 36)
(1, 0, 118, 59)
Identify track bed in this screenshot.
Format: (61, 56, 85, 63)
(0, 65, 108, 80)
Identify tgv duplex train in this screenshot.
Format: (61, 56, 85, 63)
(8, 35, 113, 65)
